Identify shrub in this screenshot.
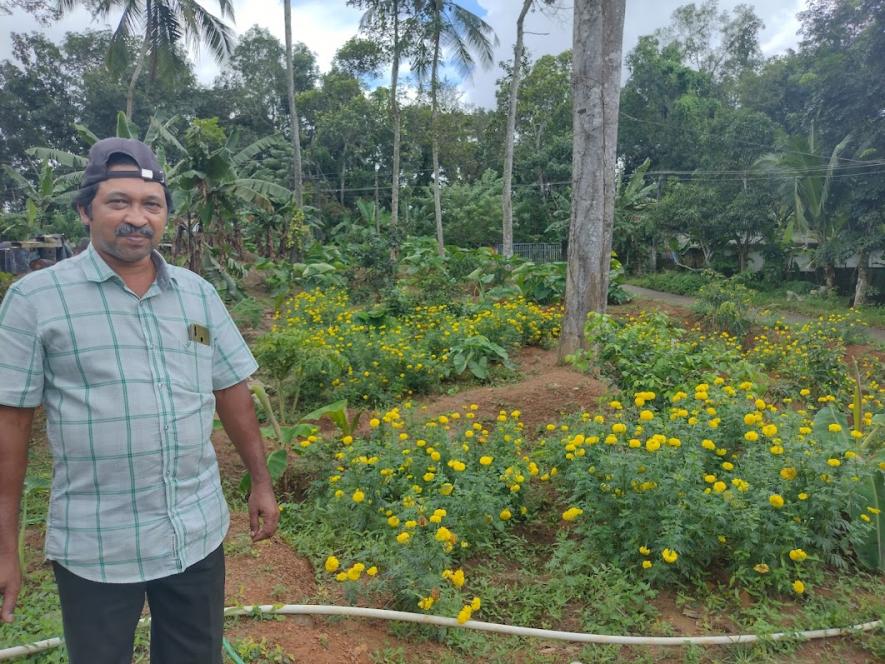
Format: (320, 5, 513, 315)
(693, 275, 755, 337)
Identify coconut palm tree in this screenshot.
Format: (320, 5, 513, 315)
(58, 0, 235, 119)
(412, 0, 496, 255)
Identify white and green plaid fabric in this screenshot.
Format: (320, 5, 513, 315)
(0, 243, 257, 583)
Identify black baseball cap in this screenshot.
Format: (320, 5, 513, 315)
(81, 138, 166, 188)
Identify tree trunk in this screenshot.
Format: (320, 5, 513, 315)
(284, 0, 304, 208)
(502, 0, 533, 259)
(390, 1, 401, 242)
(126, 0, 152, 120)
(824, 262, 837, 291)
(558, 0, 626, 361)
(431, 26, 444, 256)
(853, 247, 869, 308)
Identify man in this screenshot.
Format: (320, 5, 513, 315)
(0, 138, 278, 663)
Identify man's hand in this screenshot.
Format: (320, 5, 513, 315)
(248, 482, 279, 542)
(0, 554, 21, 623)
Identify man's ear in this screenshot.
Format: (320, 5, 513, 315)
(76, 205, 92, 230)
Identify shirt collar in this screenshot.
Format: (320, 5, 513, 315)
(81, 242, 175, 291)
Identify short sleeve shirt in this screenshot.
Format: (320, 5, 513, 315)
(0, 244, 258, 582)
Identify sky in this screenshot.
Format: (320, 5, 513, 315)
(0, 0, 810, 109)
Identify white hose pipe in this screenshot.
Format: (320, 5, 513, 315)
(0, 604, 881, 660)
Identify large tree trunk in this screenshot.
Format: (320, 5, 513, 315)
(126, 0, 152, 120)
(284, 0, 304, 208)
(853, 246, 870, 308)
(558, 0, 626, 361)
(431, 27, 444, 256)
(502, 0, 533, 259)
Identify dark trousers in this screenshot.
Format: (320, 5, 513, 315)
(52, 545, 225, 664)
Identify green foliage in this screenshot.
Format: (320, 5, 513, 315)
(579, 311, 751, 394)
(510, 261, 565, 305)
(629, 270, 709, 296)
(0, 271, 14, 303)
(693, 275, 755, 337)
(447, 335, 514, 381)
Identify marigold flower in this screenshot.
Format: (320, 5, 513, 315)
(661, 548, 678, 564)
(639, 410, 654, 421)
(456, 606, 473, 624)
(639, 546, 650, 556)
(324, 556, 340, 573)
(418, 596, 434, 611)
(789, 549, 807, 562)
(713, 481, 727, 493)
(826, 458, 841, 467)
(753, 563, 769, 574)
(471, 597, 481, 611)
(396, 531, 411, 544)
(780, 467, 797, 481)
(352, 489, 365, 503)
(369, 418, 380, 428)
(792, 580, 805, 594)
(744, 431, 759, 442)
(367, 566, 378, 577)
(479, 456, 493, 466)
(499, 508, 512, 521)
(562, 507, 583, 521)
(827, 423, 842, 433)
(769, 494, 785, 508)
(642, 560, 652, 569)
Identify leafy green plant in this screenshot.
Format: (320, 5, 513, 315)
(0, 272, 15, 304)
(693, 275, 756, 337)
(607, 253, 632, 305)
(448, 335, 514, 381)
(511, 261, 566, 305)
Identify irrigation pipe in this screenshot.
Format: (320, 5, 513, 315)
(0, 604, 881, 659)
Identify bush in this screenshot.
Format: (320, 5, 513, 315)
(630, 270, 709, 295)
(693, 275, 755, 337)
(535, 386, 880, 592)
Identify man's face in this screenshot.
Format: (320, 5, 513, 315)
(78, 163, 168, 266)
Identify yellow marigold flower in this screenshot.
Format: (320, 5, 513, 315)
(770, 445, 784, 455)
(642, 560, 653, 569)
(435, 527, 454, 543)
(869, 507, 881, 515)
(780, 467, 797, 481)
(743, 413, 757, 426)
(799, 426, 812, 435)
(366, 566, 378, 577)
(471, 597, 482, 611)
(456, 606, 473, 624)
(769, 494, 785, 508)
(721, 461, 734, 471)
(612, 423, 627, 434)
(827, 423, 842, 433)
(645, 439, 661, 453)
(639, 410, 654, 422)
(499, 508, 512, 521)
(798, 492, 809, 500)
(562, 507, 584, 522)
(792, 580, 805, 594)
(545, 423, 556, 431)
(335, 572, 348, 582)
(346, 566, 361, 581)
(754, 563, 769, 574)
(639, 546, 651, 555)
(628, 438, 641, 448)
(799, 388, 810, 396)
(755, 399, 766, 410)
(827, 458, 841, 467)
(609, 401, 623, 410)
(369, 418, 380, 428)
(324, 556, 340, 573)
(762, 424, 778, 437)
(744, 431, 759, 442)
(704, 474, 716, 484)
(438, 415, 449, 424)
(789, 549, 807, 562)
(334, 489, 344, 498)
(479, 456, 493, 466)
(342, 435, 354, 445)
(713, 481, 727, 493)
(850, 430, 863, 439)
(701, 439, 716, 450)
(661, 548, 678, 564)
(418, 596, 434, 611)
(604, 434, 618, 445)
(352, 489, 366, 503)
(396, 531, 411, 544)
(860, 514, 871, 522)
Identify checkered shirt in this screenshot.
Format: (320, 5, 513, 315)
(0, 243, 258, 582)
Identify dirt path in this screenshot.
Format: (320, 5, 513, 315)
(624, 284, 885, 344)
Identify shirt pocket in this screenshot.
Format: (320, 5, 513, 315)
(164, 336, 214, 393)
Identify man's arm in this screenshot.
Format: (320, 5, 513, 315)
(0, 406, 35, 623)
(213, 381, 279, 542)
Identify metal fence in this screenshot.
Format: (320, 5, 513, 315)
(494, 242, 563, 263)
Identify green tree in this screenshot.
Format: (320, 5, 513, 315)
(58, 0, 235, 119)
(412, 0, 497, 255)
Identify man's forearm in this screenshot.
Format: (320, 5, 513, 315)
(0, 407, 35, 554)
(213, 381, 271, 485)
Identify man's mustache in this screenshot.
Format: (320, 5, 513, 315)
(115, 223, 155, 238)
